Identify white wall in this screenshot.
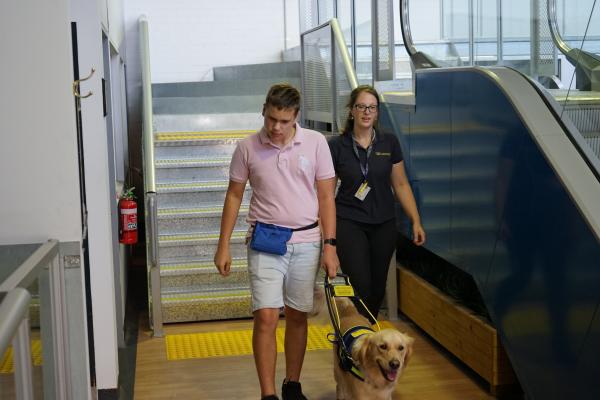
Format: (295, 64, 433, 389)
(0, 1, 82, 244)
(71, 0, 120, 391)
(125, 0, 288, 83)
(108, 0, 126, 49)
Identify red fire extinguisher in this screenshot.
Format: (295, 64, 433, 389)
(119, 187, 138, 244)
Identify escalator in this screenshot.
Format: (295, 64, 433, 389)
(393, 0, 600, 398)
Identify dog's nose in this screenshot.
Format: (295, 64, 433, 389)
(389, 359, 400, 370)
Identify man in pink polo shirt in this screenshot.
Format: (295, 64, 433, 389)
(214, 83, 339, 400)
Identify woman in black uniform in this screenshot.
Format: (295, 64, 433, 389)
(328, 85, 426, 317)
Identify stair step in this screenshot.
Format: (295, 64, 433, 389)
(155, 157, 232, 169)
(155, 161, 231, 183)
(159, 231, 245, 246)
(160, 257, 248, 287)
(158, 204, 249, 218)
(155, 130, 254, 143)
(152, 77, 300, 98)
(156, 180, 246, 193)
(153, 113, 261, 132)
(153, 95, 265, 115)
(161, 288, 252, 322)
(157, 205, 249, 234)
(213, 61, 300, 81)
(158, 231, 247, 259)
(157, 187, 252, 209)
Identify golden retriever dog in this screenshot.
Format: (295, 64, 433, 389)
(332, 297, 414, 400)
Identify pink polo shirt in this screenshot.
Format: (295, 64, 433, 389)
(229, 123, 335, 243)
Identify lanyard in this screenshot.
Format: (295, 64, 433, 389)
(351, 130, 376, 180)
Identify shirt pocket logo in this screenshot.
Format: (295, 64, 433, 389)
(375, 152, 391, 156)
(297, 155, 314, 176)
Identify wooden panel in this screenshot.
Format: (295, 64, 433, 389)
(398, 267, 517, 389)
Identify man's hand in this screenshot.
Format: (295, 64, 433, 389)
(214, 245, 232, 277)
(321, 245, 339, 278)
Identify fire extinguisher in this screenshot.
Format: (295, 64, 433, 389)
(119, 187, 138, 244)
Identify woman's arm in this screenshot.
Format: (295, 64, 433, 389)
(390, 161, 426, 245)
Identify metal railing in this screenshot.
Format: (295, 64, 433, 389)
(0, 288, 34, 400)
(139, 15, 163, 338)
(0, 240, 71, 399)
(300, 18, 358, 132)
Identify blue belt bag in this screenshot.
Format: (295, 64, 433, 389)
(250, 221, 319, 256)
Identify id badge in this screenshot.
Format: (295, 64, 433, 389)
(354, 181, 371, 201)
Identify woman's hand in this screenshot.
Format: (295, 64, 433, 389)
(412, 222, 426, 246)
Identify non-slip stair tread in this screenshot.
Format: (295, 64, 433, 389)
(162, 288, 251, 302)
(158, 204, 249, 218)
(156, 180, 251, 192)
(155, 157, 233, 168)
(154, 130, 254, 143)
(159, 231, 246, 244)
(161, 257, 247, 274)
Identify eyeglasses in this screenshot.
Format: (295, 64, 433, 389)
(353, 104, 378, 113)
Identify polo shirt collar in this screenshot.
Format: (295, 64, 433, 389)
(259, 123, 304, 147)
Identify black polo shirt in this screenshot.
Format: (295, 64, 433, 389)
(328, 131, 403, 224)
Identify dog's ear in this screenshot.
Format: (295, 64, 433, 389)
(352, 335, 371, 367)
(402, 334, 415, 366)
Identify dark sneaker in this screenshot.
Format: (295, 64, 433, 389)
(281, 379, 307, 400)
(261, 396, 279, 400)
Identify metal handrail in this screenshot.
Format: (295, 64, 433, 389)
(547, 0, 572, 56)
(330, 18, 358, 90)
(0, 288, 31, 361)
(0, 240, 59, 292)
(139, 15, 163, 337)
(0, 288, 34, 400)
(139, 15, 156, 194)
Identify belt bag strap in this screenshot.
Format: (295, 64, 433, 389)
(292, 221, 319, 232)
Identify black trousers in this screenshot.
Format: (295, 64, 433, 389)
(336, 217, 397, 317)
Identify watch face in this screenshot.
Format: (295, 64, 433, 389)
(325, 238, 337, 246)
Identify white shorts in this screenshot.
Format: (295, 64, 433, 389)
(247, 241, 321, 312)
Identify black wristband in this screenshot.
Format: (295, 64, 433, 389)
(323, 238, 337, 246)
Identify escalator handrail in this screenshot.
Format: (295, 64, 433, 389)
(399, 0, 439, 69)
(547, 0, 572, 56)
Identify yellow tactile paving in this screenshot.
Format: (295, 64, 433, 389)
(0, 340, 43, 374)
(165, 321, 395, 361)
(155, 130, 254, 141)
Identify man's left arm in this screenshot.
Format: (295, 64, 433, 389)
(316, 177, 339, 278)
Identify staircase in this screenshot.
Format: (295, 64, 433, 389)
(151, 61, 301, 322)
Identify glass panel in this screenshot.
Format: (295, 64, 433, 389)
(337, 0, 354, 62)
(299, 0, 319, 33)
(302, 25, 334, 124)
(473, 0, 498, 66)
(319, 0, 335, 24)
(355, 0, 373, 83)
(393, 0, 412, 79)
(442, 0, 470, 65)
(558, 0, 600, 160)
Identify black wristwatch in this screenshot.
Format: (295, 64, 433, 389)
(323, 238, 337, 246)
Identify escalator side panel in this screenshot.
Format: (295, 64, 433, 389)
(381, 68, 600, 399)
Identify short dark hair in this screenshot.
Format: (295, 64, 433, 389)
(342, 85, 381, 134)
(264, 83, 301, 113)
